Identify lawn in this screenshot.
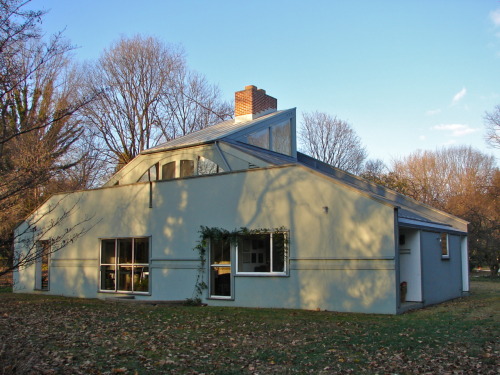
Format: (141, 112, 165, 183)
(0, 280, 498, 374)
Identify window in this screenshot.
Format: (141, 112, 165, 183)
(271, 121, 291, 155)
(399, 234, 406, 246)
(198, 156, 223, 175)
(246, 128, 270, 149)
(244, 120, 292, 156)
(35, 240, 50, 290)
(180, 159, 194, 177)
(210, 238, 231, 298)
(161, 161, 175, 180)
(138, 163, 159, 182)
(237, 232, 287, 274)
(440, 233, 449, 259)
(100, 238, 150, 293)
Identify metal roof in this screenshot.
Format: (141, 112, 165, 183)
(143, 110, 289, 154)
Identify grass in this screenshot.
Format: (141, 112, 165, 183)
(0, 279, 498, 374)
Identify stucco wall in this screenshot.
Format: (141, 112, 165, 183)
(14, 165, 397, 313)
(421, 231, 464, 305)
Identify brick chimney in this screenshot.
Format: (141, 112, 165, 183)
(234, 85, 277, 122)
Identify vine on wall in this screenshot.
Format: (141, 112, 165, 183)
(187, 225, 288, 305)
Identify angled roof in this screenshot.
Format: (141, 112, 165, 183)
(296, 152, 467, 232)
(108, 104, 466, 233)
(143, 109, 293, 154)
(221, 140, 297, 166)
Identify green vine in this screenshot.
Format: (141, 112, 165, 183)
(187, 225, 288, 305)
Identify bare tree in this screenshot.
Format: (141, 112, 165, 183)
(163, 68, 232, 140)
(1, 194, 97, 278)
(484, 105, 500, 149)
(0, 0, 98, 277)
(391, 146, 496, 209)
(389, 146, 499, 276)
(299, 111, 367, 174)
(81, 35, 232, 173)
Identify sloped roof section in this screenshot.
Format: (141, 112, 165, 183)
(221, 140, 297, 166)
(142, 110, 290, 154)
(296, 152, 467, 233)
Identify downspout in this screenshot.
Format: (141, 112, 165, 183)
(215, 141, 231, 172)
(148, 168, 153, 209)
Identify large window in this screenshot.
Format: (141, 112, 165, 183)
(244, 120, 292, 156)
(246, 128, 270, 149)
(100, 238, 150, 293)
(271, 121, 291, 155)
(237, 232, 287, 275)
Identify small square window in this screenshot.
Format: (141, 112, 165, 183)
(180, 160, 194, 177)
(161, 162, 175, 180)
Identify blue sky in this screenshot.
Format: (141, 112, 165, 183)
(29, 0, 500, 164)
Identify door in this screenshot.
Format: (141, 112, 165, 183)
(209, 238, 231, 298)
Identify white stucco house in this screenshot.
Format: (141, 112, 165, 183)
(13, 85, 469, 314)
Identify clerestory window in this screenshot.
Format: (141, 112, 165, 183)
(244, 120, 292, 156)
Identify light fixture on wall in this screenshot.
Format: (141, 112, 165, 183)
(323, 206, 329, 214)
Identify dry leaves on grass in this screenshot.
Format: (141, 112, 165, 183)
(0, 284, 499, 374)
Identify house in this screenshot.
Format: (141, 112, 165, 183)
(13, 85, 469, 314)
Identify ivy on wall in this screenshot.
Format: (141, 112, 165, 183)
(188, 225, 288, 305)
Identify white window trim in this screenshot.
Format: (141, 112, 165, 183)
(235, 232, 288, 277)
(440, 233, 450, 259)
(208, 238, 233, 300)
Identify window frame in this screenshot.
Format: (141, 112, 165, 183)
(208, 238, 233, 299)
(180, 159, 195, 177)
(161, 161, 176, 180)
(35, 240, 50, 291)
(99, 237, 151, 294)
(235, 232, 288, 277)
(440, 233, 450, 259)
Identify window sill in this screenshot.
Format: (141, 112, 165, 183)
(235, 272, 288, 277)
(98, 290, 151, 296)
(208, 296, 234, 301)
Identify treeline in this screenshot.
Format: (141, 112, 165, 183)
(0, 0, 498, 276)
(0, 0, 231, 271)
(299, 113, 498, 275)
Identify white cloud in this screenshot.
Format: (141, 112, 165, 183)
(451, 87, 466, 105)
(443, 139, 457, 146)
(419, 135, 426, 141)
(432, 123, 478, 137)
(490, 9, 500, 27)
(425, 108, 441, 116)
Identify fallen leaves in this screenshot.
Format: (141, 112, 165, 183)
(0, 282, 499, 374)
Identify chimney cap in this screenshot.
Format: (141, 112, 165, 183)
(245, 85, 257, 90)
